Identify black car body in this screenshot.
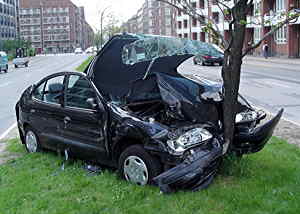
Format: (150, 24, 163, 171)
(16, 34, 283, 193)
(193, 49, 224, 66)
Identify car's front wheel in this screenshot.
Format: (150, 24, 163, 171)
(118, 145, 162, 185)
(25, 128, 41, 153)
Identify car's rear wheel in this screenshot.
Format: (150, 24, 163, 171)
(25, 62, 28, 67)
(118, 145, 162, 185)
(25, 128, 41, 153)
(14, 64, 18, 68)
(4, 65, 8, 73)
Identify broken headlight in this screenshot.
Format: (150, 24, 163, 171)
(167, 128, 213, 155)
(235, 111, 258, 124)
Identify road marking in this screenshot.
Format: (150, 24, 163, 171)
(0, 122, 17, 141)
(265, 81, 291, 88)
(0, 81, 12, 88)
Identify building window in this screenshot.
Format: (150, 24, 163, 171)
(183, 20, 188, 28)
(200, 32, 205, 42)
(192, 18, 197, 27)
(275, 25, 287, 43)
(254, 1, 261, 15)
(192, 32, 197, 40)
(212, 12, 219, 24)
(254, 27, 261, 43)
(184, 33, 188, 38)
(199, 0, 205, 9)
(178, 34, 182, 38)
(275, 0, 285, 12)
(178, 21, 182, 29)
(192, 2, 196, 8)
(178, 9, 181, 16)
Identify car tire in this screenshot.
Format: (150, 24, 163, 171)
(118, 144, 162, 186)
(25, 63, 28, 67)
(14, 64, 18, 68)
(219, 62, 223, 66)
(24, 127, 42, 153)
(4, 65, 8, 73)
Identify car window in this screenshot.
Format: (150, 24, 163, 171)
(65, 75, 96, 110)
(32, 82, 46, 100)
(43, 75, 65, 105)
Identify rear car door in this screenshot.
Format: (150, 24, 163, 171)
(29, 74, 66, 150)
(61, 74, 108, 163)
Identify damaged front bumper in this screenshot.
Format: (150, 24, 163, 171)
(232, 109, 283, 155)
(153, 139, 223, 193)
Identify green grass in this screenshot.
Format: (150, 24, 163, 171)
(76, 56, 94, 72)
(0, 137, 299, 214)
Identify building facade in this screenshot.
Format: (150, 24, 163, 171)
(0, 0, 19, 43)
(123, 0, 176, 36)
(19, 0, 94, 54)
(243, 0, 300, 58)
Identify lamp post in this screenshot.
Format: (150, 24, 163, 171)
(100, 6, 110, 48)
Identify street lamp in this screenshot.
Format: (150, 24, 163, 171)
(100, 6, 110, 48)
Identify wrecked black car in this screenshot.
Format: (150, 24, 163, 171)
(16, 34, 283, 193)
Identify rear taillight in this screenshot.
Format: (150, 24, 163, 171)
(203, 55, 212, 59)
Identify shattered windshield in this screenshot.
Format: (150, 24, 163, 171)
(122, 34, 220, 65)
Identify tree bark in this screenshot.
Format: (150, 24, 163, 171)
(221, 0, 247, 153)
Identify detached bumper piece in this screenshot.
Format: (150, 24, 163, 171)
(232, 109, 283, 155)
(153, 140, 223, 193)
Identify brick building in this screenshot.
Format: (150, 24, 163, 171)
(122, 0, 176, 36)
(243, 0, 300, 58)
(19, 0, 94, 54)
(0, 0, 19, 43)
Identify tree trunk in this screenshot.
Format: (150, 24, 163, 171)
(221, 0, 248, 154)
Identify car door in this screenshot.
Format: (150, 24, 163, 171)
(29, 74, 66, 150)
(61, 74, 109, 163)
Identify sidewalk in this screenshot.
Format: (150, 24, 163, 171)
(244, 55, 300, 66)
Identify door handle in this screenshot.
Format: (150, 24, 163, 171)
(64, 116, 71, 124)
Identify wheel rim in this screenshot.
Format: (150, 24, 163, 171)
(25, 131, 38, 153)
(123, 156, 149, 185)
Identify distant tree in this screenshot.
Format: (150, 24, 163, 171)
(157, 0, 300, 154)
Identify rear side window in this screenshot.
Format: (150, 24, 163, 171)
(65, 75, 96, 110)
(32, 82, 46, 100)
(43, 76, 65, 104)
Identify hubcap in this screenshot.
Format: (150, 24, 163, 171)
(25, 131, 38, 153)
(123, 156, 148, 185)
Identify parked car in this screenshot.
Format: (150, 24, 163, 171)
(193, 48, 224, 66)
(16, 34, 283, 193)
(85, 46, 97, 54)
(0, 51, 8, 73)
(74, 48, 83, 54)
(13, 48, 29, 68)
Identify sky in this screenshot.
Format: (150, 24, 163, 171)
(71, 0, 144, 31)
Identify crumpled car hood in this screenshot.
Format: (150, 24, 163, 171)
(88, 34, 220, 101)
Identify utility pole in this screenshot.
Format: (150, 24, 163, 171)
(100, 6, 110, 48)
(40, 1, 44, 54)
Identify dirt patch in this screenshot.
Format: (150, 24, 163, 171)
(270, 116, 300, 147)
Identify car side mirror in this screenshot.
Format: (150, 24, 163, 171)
(86, 98, 98, 110)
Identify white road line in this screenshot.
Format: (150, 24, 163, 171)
(265, 81, 291, 88)
(0, 122, 17, 141)
(0, 81, 13, 88)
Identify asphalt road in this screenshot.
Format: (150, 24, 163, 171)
(179, 57, 300, 125)
(0, 54, 90, 137)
